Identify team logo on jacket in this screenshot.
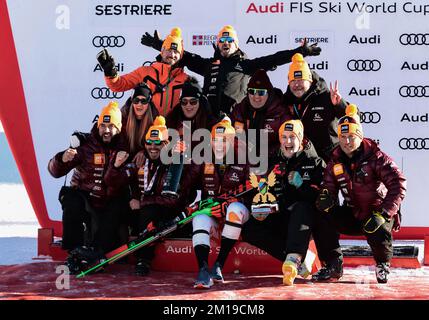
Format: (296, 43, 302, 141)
(249, 171, 279, 221)
(234, 122, 244, 133)
(302, 172, 310, 180)
(313, 113, 323, 122)
(230, 172, 240, 182)
(204, 163, 215, 174)
(333, 164, 344, 176)
(94, 153, 105, 165)
(264, 124, 274, 133)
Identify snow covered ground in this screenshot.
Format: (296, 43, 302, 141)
(0, 184, 39, 265)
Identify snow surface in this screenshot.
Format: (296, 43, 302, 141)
(0, 184, 39, 265)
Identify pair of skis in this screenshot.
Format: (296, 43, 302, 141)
(75, 180, 255, 278)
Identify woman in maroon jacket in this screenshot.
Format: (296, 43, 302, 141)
(48, 102, 130, 262)
(230, 69, 290, 162)
(312, 105, 407, 284)
(105, 116, 196, 276)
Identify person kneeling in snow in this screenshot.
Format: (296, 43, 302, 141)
(311, 105, 407, 284)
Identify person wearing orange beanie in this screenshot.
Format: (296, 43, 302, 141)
(312, 104, 407, 284)
(97, 27, 190, 117)
(237, 118, 325, 286)
(141, 26, 321, 117)
(284, 53, 352, 162)
(48, 101, 132, 273)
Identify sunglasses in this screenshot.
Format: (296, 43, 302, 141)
(181, 98, 199, 106)
(132, 97, 149, 105)
(247, 88, 268, 96)
(145, 139, 162, 145)
(219, 36, 235, 44)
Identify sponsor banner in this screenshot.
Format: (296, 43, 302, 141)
(4, 0, 429, 228)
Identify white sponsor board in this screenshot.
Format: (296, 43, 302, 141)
(5, 0, 429, 227)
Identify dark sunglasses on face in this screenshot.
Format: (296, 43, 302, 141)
(219, 36, 235, 44)
(145, 139, 162, 145)
(247, 88, 268, 96)
(181, 98, 199, 106)
(132, 97, 149, 105)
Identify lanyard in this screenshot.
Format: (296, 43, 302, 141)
(143, 158, 160, 193)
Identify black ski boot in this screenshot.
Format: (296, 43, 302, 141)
(312, 257, 343, 281)
(65, 253, 84, 275)
(135, 259, 151, 276)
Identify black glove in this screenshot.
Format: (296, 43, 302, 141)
(300, 38, 321, 57)
(363, 210, 389, 234)
(315, 189, 335, 213)
(70, 131, 90, 148)
(96, 49, 117, 77)
(140, 30, 163, 51)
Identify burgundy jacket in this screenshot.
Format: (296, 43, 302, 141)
(105, 154, 196, 210)
(323, 138, 407, 222)
(230, 88, 290, 160)
(48, 127, 126, 208)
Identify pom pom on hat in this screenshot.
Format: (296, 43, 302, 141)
(161, 27, 184, 55)
(145, 116, 169, 141)
(98, 101, 122, 131)
(288, 53, 312, 84)
(337, 104, 363, 138)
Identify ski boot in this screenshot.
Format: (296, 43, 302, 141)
(135, 259, 151, 276)
(194, 262, 214, 289)
(65, 252, 85, 275)
(375, 262, 390, 284)
(312, 257, 343, 281)
(210, 261, 224, 283)
(68, 246, 106, 274)
(282, 254, 301, 286)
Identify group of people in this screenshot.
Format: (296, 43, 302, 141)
(48, 25, 406, 287)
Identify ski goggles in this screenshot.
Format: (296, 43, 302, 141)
(181, 98, 199, 106)
(218, 36, 235, 44)
(132, 97, 150, 105)
(145, 139, 163, 145)
(247, 88, 268, 96)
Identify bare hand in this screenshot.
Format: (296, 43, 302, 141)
(129, 199, 141, 210)
(62, 148, 77, 163)
(114, 151, 129, 168)
(133, 150, 146, 168)
(330, 80, 342, 106)
(173, 140, 187, 154)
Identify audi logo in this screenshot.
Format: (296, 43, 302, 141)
(92, 36, 125, 48)
(399, 33, 429, 46)
(347, 59, 381, 72)
(91, 87, 124, 99)
(399, 138, 429, 150)
(399, 86, 429, 98)
(360, 112, 381, 124)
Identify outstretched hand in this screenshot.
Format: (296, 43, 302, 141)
(141, 30, 163, 51)
(330, 80, 342, 106)
(96, 49, 117, 77)
(301, 38, 321, 56)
